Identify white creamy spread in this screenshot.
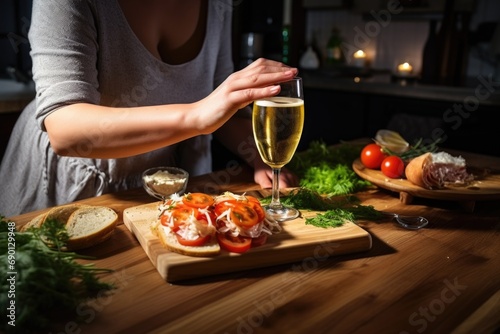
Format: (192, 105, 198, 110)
(430, 152, 466, 166)
(144, 170, 187, 196)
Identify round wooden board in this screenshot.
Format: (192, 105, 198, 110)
(352, 158, 500, 202)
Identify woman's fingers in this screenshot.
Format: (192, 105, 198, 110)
(229, 58, 298, 88)
(220, 60, 298, 109)
(198, 58, 298, 131)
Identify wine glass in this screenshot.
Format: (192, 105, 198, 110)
(252, 77, 304, 221)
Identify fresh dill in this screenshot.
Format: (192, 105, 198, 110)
(0, 216, 115, 333)
(261, 188, 382, 228)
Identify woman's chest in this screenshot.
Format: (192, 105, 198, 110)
(117, 0, 206, 64)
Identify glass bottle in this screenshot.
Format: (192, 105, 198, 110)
(326, 27, 345, 65)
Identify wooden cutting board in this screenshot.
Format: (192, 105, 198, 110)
(123, 202, 372, 282)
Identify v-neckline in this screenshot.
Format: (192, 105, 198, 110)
(113, 0, 209, 66)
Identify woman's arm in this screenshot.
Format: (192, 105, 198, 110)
(45, 59, 298, 159)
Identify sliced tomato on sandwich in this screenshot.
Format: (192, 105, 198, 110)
(176, 233, 212, 247)
(217, 232, 252, 253)
(229, 202, 260, 228)
(165, 206, 197, 232)
(182, 192, 214, 208)
(214, 199, 260, 228)
(244, 195, 266, 222)
(213, 194, 270, 253)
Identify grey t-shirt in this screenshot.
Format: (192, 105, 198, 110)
(0, 0, 234, 216)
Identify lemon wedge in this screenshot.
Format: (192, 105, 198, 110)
(374, 129, 409, 154)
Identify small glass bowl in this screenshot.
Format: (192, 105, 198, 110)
(142, 166, 189, 200)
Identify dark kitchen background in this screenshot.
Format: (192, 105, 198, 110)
(1, 0, 499, 166)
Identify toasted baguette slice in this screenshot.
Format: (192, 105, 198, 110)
(20, 212, 47, 232)
(20, 204, 90, 232)
(156, 224, 220, 257)
(65, 206, 119, 250)
(45, 204, 88, 224)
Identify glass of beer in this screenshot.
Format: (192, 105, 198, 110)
(252, 77, 304, 221)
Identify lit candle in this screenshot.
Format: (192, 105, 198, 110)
(397, 62, 413, 76)
(352, 50, 366, 68)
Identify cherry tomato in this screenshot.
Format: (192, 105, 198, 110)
(381, 155, 405, 178)
(217, 232, 252, 253)
(360, 143, 387, 169)
(176, 233, 211, 247)
(182, 193, 214, 208)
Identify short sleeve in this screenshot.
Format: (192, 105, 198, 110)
(29, 0, 101, 130)
(212, 0, 234, 89)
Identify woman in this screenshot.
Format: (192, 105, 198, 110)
(0, 0, 298, 216)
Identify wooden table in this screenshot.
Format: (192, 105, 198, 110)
(8, 153, 500, 334)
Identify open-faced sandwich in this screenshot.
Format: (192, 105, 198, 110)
(151, 192, 281, 257)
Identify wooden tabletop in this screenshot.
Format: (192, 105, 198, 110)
(9, 154, 500, 334)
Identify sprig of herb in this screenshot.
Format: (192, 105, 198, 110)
(0, 216, 115, 333)
(384, 137, 442, 161)
(261, 188, 383, 228)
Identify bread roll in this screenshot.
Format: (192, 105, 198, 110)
(405, 152, 473, 189)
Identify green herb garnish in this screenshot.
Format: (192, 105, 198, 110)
(289, 141, 372, 196)
(305, 209, 353, 228)
(261, 188, 383, 228)
(0, 216, 115, 333)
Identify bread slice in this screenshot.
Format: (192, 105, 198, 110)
(65, 206, 119, 250)
(20, 204, 89, 232)
(20, 212, 47, 232)
(21, 204, 118, 250)
(156, 224, 220, 257)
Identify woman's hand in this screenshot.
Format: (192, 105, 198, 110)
(194, 58, 298, 135)
(253, 158, 299, 189)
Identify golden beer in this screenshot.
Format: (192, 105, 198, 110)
(252, 97, 304, 169)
